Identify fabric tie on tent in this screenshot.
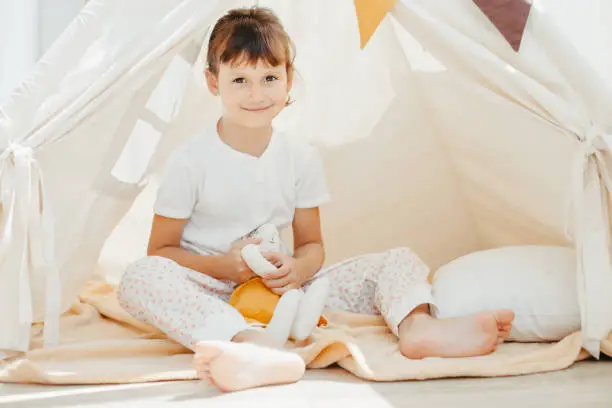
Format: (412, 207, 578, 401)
(354, 0, 398, 49)
(570, 126, 612, 204)
(0, 143, 60, 351)
(568, 126, 612, 355)
(472, 0, 532, 51)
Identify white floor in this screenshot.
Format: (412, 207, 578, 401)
(2, 360, 612, 408)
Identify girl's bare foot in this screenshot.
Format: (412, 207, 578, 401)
(193, 330, 305, 392)
(398, 310, 515, 359)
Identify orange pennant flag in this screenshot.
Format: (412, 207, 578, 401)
(354, 0, 398, 49)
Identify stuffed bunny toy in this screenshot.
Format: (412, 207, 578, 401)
(228, 224, 330, 346)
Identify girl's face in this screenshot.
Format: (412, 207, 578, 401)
(206, 59, 291, 129)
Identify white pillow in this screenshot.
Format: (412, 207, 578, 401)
(431, 245, 581, 342)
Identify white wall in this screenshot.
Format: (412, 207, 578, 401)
(38, 0, 86, 55)
(537, 0, 612, 88)
(0, 0, 85, 104)
(0, 0, 39, 104)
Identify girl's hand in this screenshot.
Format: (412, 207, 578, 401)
(260, 252, 306, 295)
(222, 237, 262, 284)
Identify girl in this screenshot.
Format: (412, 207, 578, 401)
(117, 7, 514, 393)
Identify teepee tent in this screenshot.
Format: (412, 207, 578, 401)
(0, 0, 611, 362)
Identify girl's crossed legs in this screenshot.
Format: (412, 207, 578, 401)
(118, 248, 513, 392)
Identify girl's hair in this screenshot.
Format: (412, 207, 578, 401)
(206, 7, 295, 79)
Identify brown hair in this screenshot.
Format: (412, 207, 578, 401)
(206, 7, 295, 80)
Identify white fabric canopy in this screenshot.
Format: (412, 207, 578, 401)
(0, 0, 610, 357)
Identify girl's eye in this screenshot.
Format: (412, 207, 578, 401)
(233, 78, 246, 84)
(265, 75, 278, 82)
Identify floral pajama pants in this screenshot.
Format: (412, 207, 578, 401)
(117, 247, 435, 350)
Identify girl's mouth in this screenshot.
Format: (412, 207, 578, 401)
(241, 106, 272, 112)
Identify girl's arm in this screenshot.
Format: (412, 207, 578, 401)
(292, 207, 326, 280)
(147, 214, 256, 283)
(259, 207, 325, 294)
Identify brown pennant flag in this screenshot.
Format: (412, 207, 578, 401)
(473, 0, 533, 51)
(354, 0, 398, 49)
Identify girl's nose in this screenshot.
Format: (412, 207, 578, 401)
(249, 84, 264, 101)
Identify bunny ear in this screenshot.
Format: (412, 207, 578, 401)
(261, 252, 285, 267)
(261, 251, 279, 262)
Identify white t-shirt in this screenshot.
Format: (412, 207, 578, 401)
(153, 124, 331, 255)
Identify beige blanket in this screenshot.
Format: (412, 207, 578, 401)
(1, 280, 607, 385)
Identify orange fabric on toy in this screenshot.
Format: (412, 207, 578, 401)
(229, 278, 327, 327)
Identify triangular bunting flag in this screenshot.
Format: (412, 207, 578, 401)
(473, 0, 533, 51)
(354, 0, 398, 49)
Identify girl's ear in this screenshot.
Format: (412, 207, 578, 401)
(286, 65, 294, 93)
(205, 69, 220, 96)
